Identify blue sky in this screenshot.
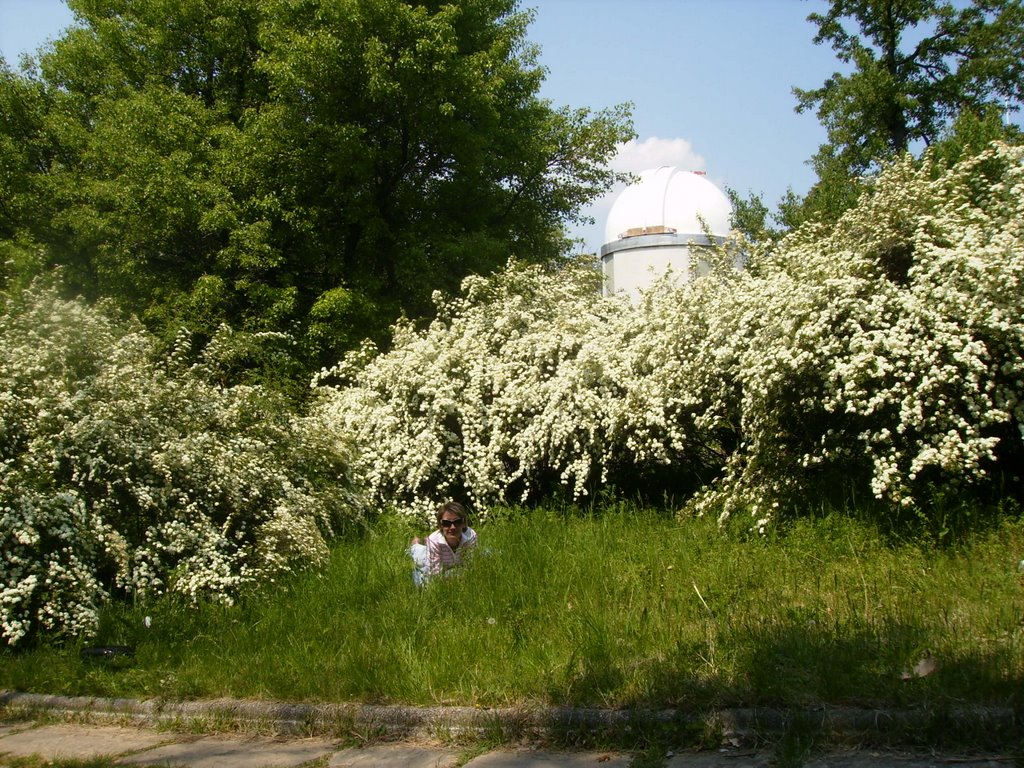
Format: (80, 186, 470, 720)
(2, 0, 841, 252)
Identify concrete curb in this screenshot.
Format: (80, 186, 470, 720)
(1, 691, 1018, 745)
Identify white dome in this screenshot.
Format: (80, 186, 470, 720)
(603, 166, 732, 245)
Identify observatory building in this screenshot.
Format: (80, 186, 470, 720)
(600, 166, 733, 299)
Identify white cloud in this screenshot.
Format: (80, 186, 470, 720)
(610, 136, 706, 174)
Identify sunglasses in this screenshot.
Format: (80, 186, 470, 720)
(440, 518, 464, 528)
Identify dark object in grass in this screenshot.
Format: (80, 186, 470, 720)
(80, 645, 135, 661)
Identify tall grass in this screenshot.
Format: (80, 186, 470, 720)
(2, 507, 1022, 711)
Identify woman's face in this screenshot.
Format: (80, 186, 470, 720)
(439, 511, 465, 549)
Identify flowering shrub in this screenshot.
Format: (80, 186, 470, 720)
(315, 142, 1024, 524)
(695, 143, 1024, 522)
(1, 283, 360, 646)
(313, 261, 633, 520)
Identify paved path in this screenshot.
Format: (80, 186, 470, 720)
(0, 720, 1014, 767)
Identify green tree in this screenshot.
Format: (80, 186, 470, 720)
(726, 187, 775, 244)
(0, 63, 52, 289)
(0, 0, 633, 369)
(790, 0, 1024, 223)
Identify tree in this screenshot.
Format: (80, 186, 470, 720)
(791, 0, 1024, 222)
(0, 63, 52, 290)
(0, 0, 633, 369)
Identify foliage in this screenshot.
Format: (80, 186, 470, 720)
(796, 0, 1024, 173)
(315, 142, 1024, 524)
(789, 0, 1024, 225)
(726, 186, 778, 244)
(0, 0, 633, 369)
(928, 103, 1024, 169)
(0, 64, 48, 245)
(0, 280, 361, 647)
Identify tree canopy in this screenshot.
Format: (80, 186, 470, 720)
(0, 0, 633, 367)
(786, 0, 1024, 226)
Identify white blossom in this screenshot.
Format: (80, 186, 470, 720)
(315, 143, 1024, 528)
(1, 287, 361, 646)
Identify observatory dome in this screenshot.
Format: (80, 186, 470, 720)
(599, 167, 735, 299)
(603, 166, 732, 244)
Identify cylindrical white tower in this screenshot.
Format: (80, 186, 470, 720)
(600, 167, 733, 298)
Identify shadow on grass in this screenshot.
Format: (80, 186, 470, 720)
(543, 614, 1023, 752)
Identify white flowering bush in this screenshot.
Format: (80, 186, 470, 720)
(693, 142, 1024, 522)
(313, 261, 636, 519)
(315, 142, 1024, 525)
(1, 282, 360, 646)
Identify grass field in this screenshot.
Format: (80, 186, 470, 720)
(2, 506, 1022, 715)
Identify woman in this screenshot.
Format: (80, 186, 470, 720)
(408, 501, 477, 585)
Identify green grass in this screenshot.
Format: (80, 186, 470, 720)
(3, 506, 1023, 717)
